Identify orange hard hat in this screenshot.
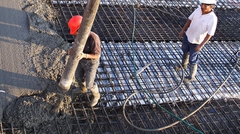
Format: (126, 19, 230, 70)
(68, 15, 83, 35)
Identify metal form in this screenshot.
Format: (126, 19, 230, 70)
(1, 0, 240, 133)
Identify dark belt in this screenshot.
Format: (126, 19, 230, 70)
(82, 58, 91, 60)
(82, 58, 98, 61)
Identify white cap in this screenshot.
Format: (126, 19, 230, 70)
(199, 0, 217, 4)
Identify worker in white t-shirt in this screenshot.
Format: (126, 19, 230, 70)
(176, 0, 218, 82)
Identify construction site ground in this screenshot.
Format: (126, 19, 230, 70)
(0, 0, 240, 134)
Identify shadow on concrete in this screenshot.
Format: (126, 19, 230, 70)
(0, 69, 46, 91)
(0, 6, 29, 41)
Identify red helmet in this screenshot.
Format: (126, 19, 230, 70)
(68, 15, 83, 35)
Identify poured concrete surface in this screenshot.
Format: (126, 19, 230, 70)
(0, 0, 69, 122)
(0, 0, 42, 121)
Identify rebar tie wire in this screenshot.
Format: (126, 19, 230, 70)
(123, 1, 239, 133)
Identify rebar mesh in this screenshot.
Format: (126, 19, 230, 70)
(53, 0, 240, 42)
(1, 0, 240, 133)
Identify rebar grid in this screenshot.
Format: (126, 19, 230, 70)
(52, 0, 240, 43)
(59, 41, 239, 134)
(41, 0, 240, 133)
(1, 0, 240, 133)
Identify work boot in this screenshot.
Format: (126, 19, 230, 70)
(79, 82, 87, 93)
(184, 64, 198, 83)
(90, 92, 100, 107)
(175, 53, 190, 71)
(72, 82, 87, 93)
(90, 84, 100, 107)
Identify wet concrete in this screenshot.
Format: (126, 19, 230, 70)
(0, 0, 43, 121)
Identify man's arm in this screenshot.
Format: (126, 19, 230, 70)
(85, 53, 100, 59)
(67, 50, 100, 59)
(195, 34, 212, 52)
(179, 19, 191, 38)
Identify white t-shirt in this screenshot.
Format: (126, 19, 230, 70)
(186, 7, 218, 44)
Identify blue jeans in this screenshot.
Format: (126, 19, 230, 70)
(182, 34, 200, 65)
(76, 58, 99, 91)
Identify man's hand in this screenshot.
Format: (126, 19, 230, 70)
(179, 20, 191, 38)
(78, 52, 85, 60)
(68, 48, 72, 55)
(179, 30, 185, 38)
(69, 50, 86, 60)
(195, 45, 203, 52)
(196, 34, 212, 52)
